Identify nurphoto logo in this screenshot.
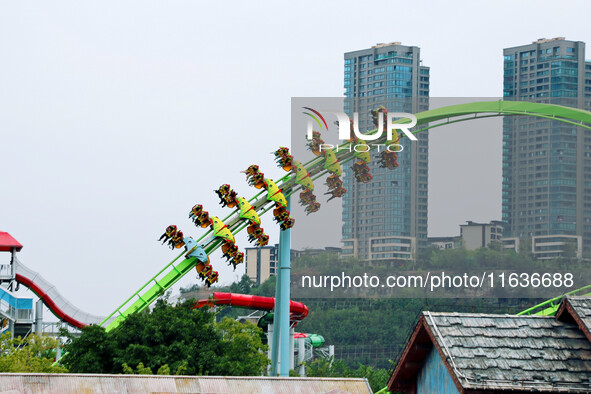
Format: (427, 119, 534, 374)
(302, 107, 417, 153)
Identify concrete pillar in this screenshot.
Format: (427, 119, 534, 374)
(289, 327, 295, 371)
(10, 248, 16, 291)
(266, 323, 273, 376)
(35, 300, 43, 334)
(297, 337, 306, 376)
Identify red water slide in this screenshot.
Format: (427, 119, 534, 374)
(193, 292, 309, 323)
(15, 273, 84, 329)
(14, 259, 106, 329)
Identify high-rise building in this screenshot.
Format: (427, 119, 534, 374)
(502, 37, 591, 255)
(244, 244, 278, 286)
(244, 244, 303, 285)
(341, 42, 429, 261)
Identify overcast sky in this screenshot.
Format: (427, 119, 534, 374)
(1, 1, 590, 318)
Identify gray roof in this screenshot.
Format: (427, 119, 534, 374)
(0, 374, 373, 394)
(560, 296, 591, 342)
(566, 297, 591, 317)
(424, 311, 591, 392)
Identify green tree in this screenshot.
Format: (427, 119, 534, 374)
(63, 299, 221, 375)
(136, 362, 153, 375)
(157, 364, 171, 375)
(121, 361, 160, 375)
(251, 275, 276, 297)
(214, 317, 269, 376)
(518, 238, 533, 259)
(108, 299, 221, 375)
(305, 356, 352, 378)
(122, 363, 134, 374)
(0, 332, 67, 373)
(352, 363, 392, 392)
(562, 238, 578, 261)
(63, 299, 269, 376)
(229, 274, 255, 294)
(417, 245, 438, 262)
(487, 240, 502, 251)
(305, 356, 392, 392)
(61, 324, 115, 373)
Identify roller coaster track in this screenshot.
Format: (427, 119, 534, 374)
(44, 100, 591, 332)
(516, 284, 591, 316)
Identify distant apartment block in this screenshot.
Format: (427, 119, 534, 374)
(342, 42, 429, 262)
(460, 221, 505, 250)
(342, 235, 415, 260)
(502, 37, 591, 255)
(432, 221, 582, 260)
(368, 236, 416, 261)
(532, 234, 582, 259)
(246, 245, 329, 285)
(245, 244, 278, 286)
(428, 236, 461, 250)
(428, 221, 503, 251)
(500, 237, 520, 252)
(502, 234, 583, 260)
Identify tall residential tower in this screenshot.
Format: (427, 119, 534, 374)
(341, 42, 429, 261)
(502, 37, 591, 257)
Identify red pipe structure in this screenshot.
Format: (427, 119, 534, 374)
(193, 292, 309, 324)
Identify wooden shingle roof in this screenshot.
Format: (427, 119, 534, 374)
(390, 304, 591, 392)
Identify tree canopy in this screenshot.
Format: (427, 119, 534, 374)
(0, 332, 67, 373)
(62, 299, 268, 376)
(305, 356, 392, 392)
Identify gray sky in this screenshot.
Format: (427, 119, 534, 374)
(1, 0, 590, 317)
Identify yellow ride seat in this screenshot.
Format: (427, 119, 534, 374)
(264, 179, 287, 208)
(353, 139, 371, 163)
(210, 216, 235, 244)
(323, 149, 342, 176)
(293, 161, 314, 191)
(237, 197, 261, 225)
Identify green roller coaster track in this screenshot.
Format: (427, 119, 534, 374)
(101, 100, 591, 332)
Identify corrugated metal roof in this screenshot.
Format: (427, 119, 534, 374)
(424, 311, 591, 391)
(0, 374, 372, 394)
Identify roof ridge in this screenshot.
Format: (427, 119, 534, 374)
(422, 311, 554, 319)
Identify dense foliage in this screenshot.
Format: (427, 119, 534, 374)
(62, 299, 268, 375)
(0, 332, 67, 373)
(305, 356, 393, 392)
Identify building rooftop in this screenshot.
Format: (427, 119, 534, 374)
(0, 374, 373, 394)
(389, 297, 591, 392)
(557, 296, 591, 344)
(372, 42, 402, 48)
(427, 236, 460, 242)
(462, 220, 503, 227)
(533, 37, 566, 44)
